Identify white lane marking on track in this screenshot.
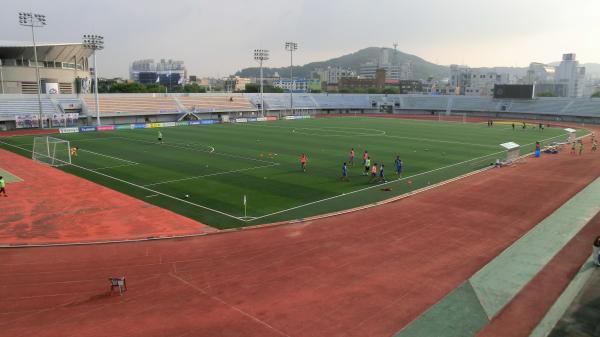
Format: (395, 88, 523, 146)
(0, 140, 245, 221)
(169, 273, 292, 337)
(144, 163, 280, 187)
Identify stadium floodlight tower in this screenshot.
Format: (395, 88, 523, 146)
(285, 41, 298, 115)
(82, 34, 104, 126)
(253, 49, 269, 117)
(18, 12, 46, 128)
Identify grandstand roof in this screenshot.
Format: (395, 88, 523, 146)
(0, 40, 93, 62)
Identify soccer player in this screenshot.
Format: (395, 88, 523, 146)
(370, 163, 378, 182)
(395, 156, 403, 176)
(70, 146, 79, 157)
(364, 157, 371, 176)
(579, 141, 584, 155)
(349, 148, 355, 166)
(512, 123, 515, 131)
(363, 150, 369, 165)
(158, 131, 164, 144)
(379, 164, 386, 182)
(341, 162, 349, 181)
(592, 140, 597, 152)
(571, 141, 576, 154)
(0, 176, 6, 197)
(300, 153, 308, 172)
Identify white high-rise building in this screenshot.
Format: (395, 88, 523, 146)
(449, 65, 510, 96)
(315, 67, 356, 85)
(555, 53, 586, 97)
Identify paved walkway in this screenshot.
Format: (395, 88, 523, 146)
(548, 267, 600, 337)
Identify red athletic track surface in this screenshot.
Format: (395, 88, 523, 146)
(476, 210, 600, 337)
(2, 135, 600, 336)
(0, 148, 215, 245)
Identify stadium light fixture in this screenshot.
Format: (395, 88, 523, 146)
(18, 12, 46, 128)
(285, 42, 298, 115)
(82, 34, 104, 126)
(254, 49, 269, 117)
(0, 59, 5, 94)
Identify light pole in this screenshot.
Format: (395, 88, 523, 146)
(285, 41, 298, 115)
(0, 59, 4, 94)
(254, 49, 269, 117)
(19, 12, 46, 128)
(83, 34, 104, 126)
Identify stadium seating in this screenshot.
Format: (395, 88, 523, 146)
(2, 94, 600, 121)
(82, 95, 181, 115)
(177, 95, 255, 112)
(0, 96, 58, 119)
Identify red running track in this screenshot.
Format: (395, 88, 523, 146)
(1, 137, 600, 336)
(0, 148, 215, 245)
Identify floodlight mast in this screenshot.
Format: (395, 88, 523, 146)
(19, 12, 46, 128)
(83, 34, 104, 126)
(285, 42, 298, 115)
(254, 49, 269, 117)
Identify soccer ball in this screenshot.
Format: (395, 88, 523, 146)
(185, 194, 190, 198)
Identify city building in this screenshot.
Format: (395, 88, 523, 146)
(314, 66, 356, 85)
(555, 53, 586, 98)
(359, 49, 414, 81)
(524, 54, 586, 97)
(385, 80, 423, 94)
(224, 76, 252, 92)
(526, 62, 556, 84)
(449, 65, 510, 96)
(0, 41, 93, 94)
(339, 68, 386, 90)
(272, 78, 321, 92)
(129, 58, 187, 87)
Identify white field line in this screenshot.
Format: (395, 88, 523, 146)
(145, 194, 159, 198)
(248, 132, 569, 222)
(0, 140, 244, 221)
(384, 134, 499, 149)
(114, 136, 278, 165)
(93, 163, 139, 171)
(237, 122, 503, 149)
(144, 163, 280, 187)
(79, 149, 138, 164)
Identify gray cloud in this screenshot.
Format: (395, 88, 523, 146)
(2, 0, 598, 78)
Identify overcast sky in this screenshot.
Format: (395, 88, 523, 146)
(2, 0, 599, 78)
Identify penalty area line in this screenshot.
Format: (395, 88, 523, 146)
(143, 163, 280, 187)
(0, 140, 245, 222)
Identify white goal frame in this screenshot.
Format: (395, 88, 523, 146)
(438, 112, 467, 123)
(32, 136, 72, 167)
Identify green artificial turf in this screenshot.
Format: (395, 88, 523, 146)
(0, 117, 573, 229)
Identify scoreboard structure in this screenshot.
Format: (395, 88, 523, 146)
(493, 84, 534, 99)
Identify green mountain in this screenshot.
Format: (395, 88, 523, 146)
(235, 47, 449, 80)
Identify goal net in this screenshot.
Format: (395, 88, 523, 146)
(32, 136, 72, 166)
(438, 112, 467, 123)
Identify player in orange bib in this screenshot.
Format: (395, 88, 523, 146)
(70, 146, 79, 157)
(349, 148, 355, 166)
(300, 153, 308, 172)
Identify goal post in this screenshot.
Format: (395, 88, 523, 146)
(438, 112, 467, 123)
(32, 136, 72, 167)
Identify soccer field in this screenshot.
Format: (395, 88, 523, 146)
(0, 117, 573, 229)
